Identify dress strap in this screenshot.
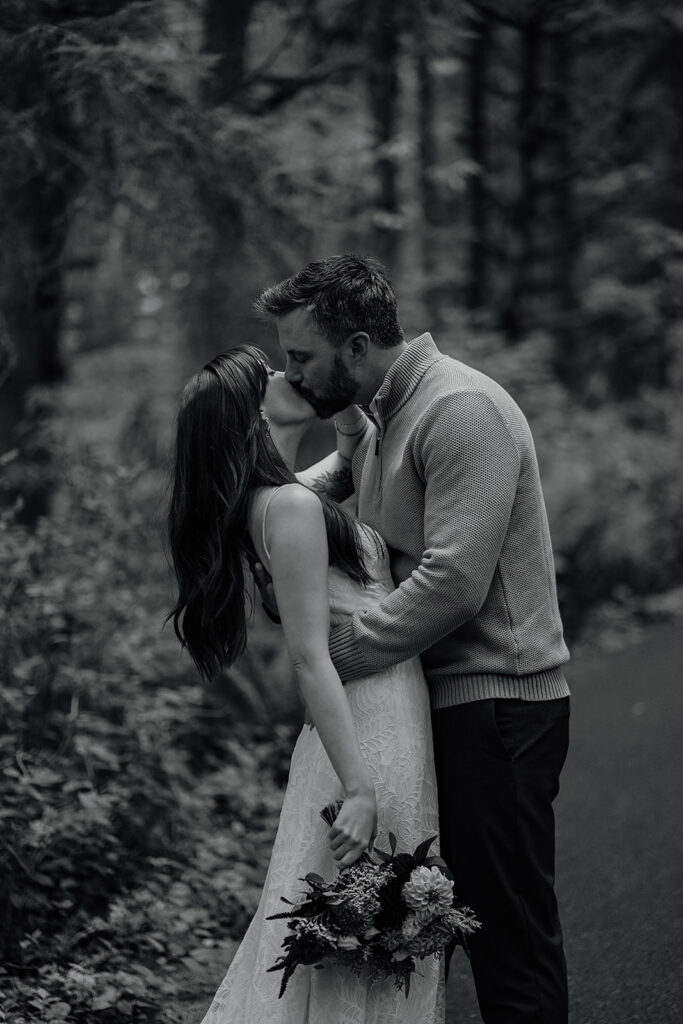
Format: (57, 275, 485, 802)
(259, 487, 280, 561)
(249, 486, 281, 569)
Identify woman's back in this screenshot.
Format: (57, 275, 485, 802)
(248, 485, 394, 621)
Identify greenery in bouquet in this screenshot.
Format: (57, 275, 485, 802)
(267, 802, 481, 998)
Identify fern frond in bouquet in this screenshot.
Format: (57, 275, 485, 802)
(267, 800, 481, 997)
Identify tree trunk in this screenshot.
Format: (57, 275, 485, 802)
(202, 0, 255, 106)
(0, 196, 72, 524)
(414, 0, 439, 278)
(194, 0, 255, 358)
(0, 171, 74, 520)
(304, 0, 324, 68)
(0, 58, 75, 396)
(547, 28, 580, 387)
(465, 14, 491, 310)
(2, 207, 67, 394)
(0, 36, 78, 518)
(501, 18, 541, 341)
(366, 0, 401, 270)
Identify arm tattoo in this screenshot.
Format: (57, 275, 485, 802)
(310, 466, 354, 504)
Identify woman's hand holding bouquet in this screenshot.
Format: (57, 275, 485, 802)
(268, 801, 481, 997)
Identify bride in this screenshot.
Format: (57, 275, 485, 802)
(167, 345, 444, 1023)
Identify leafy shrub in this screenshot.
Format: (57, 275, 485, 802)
(0, 433, 300, 1022)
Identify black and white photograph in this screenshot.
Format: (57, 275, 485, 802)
(1, 2, 681, 1023)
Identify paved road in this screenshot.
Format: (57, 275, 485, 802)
(446, 622, 683, 1024)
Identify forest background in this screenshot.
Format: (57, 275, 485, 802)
(1, 1, 682, 1021)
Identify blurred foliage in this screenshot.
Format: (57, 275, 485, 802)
(1, 0, 683, 1019)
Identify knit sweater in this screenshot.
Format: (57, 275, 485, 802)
(328, 333, 570, 709)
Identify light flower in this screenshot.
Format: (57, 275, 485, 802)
(402, 866, 454, 916)
(293, 918, 339, 948)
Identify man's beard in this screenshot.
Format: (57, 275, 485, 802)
(294, 354, 360, 420)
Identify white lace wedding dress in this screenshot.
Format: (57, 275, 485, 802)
(199, 487, 445, 1024)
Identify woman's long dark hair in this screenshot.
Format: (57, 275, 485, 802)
(167, 345, 374, 680)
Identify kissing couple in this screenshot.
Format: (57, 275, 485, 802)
(168, 253, 571, 1024)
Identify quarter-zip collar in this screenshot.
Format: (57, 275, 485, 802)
(369, 332, 444, 426)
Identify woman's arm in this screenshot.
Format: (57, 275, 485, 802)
(265, 483, 377, 867)
(295, 406, 370, 504)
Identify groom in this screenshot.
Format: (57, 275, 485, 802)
(253, 253, 571, 1024)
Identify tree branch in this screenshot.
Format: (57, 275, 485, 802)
(246, 59, 362, 114)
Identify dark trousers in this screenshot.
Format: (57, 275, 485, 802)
(431, 696, 570, 1024)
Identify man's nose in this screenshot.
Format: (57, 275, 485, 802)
(284, 361, 302, 384)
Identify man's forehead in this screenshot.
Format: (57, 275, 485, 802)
(277, 308, 329, 351)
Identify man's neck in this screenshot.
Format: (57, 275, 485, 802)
(358, 339, 409, 405)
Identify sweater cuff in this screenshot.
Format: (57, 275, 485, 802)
(329, 622, 371, 682)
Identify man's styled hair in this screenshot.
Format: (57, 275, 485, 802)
(254, 253, 404, 349)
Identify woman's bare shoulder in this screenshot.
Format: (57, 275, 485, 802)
(268, 482, 322, 518)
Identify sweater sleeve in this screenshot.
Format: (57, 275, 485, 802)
(329, 391, 521, 681)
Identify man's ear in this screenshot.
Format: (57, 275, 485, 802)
(346, 332, 370, 365)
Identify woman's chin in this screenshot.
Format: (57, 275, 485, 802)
(291, 400, 318, 425)
(272, 408, 317, 431)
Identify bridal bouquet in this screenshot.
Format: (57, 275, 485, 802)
(267, 802, 481, 997)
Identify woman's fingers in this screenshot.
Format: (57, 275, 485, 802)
(333, 839, 364, 864)
(329, 830, 346, 851)
(337, 847, 360, 864)
(329, 827, 368, 861)
(329, 827, 358, 851)
(327, 793, 377, 866)
(329, 826, 364, 849)
(336, 843, 365, 868)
